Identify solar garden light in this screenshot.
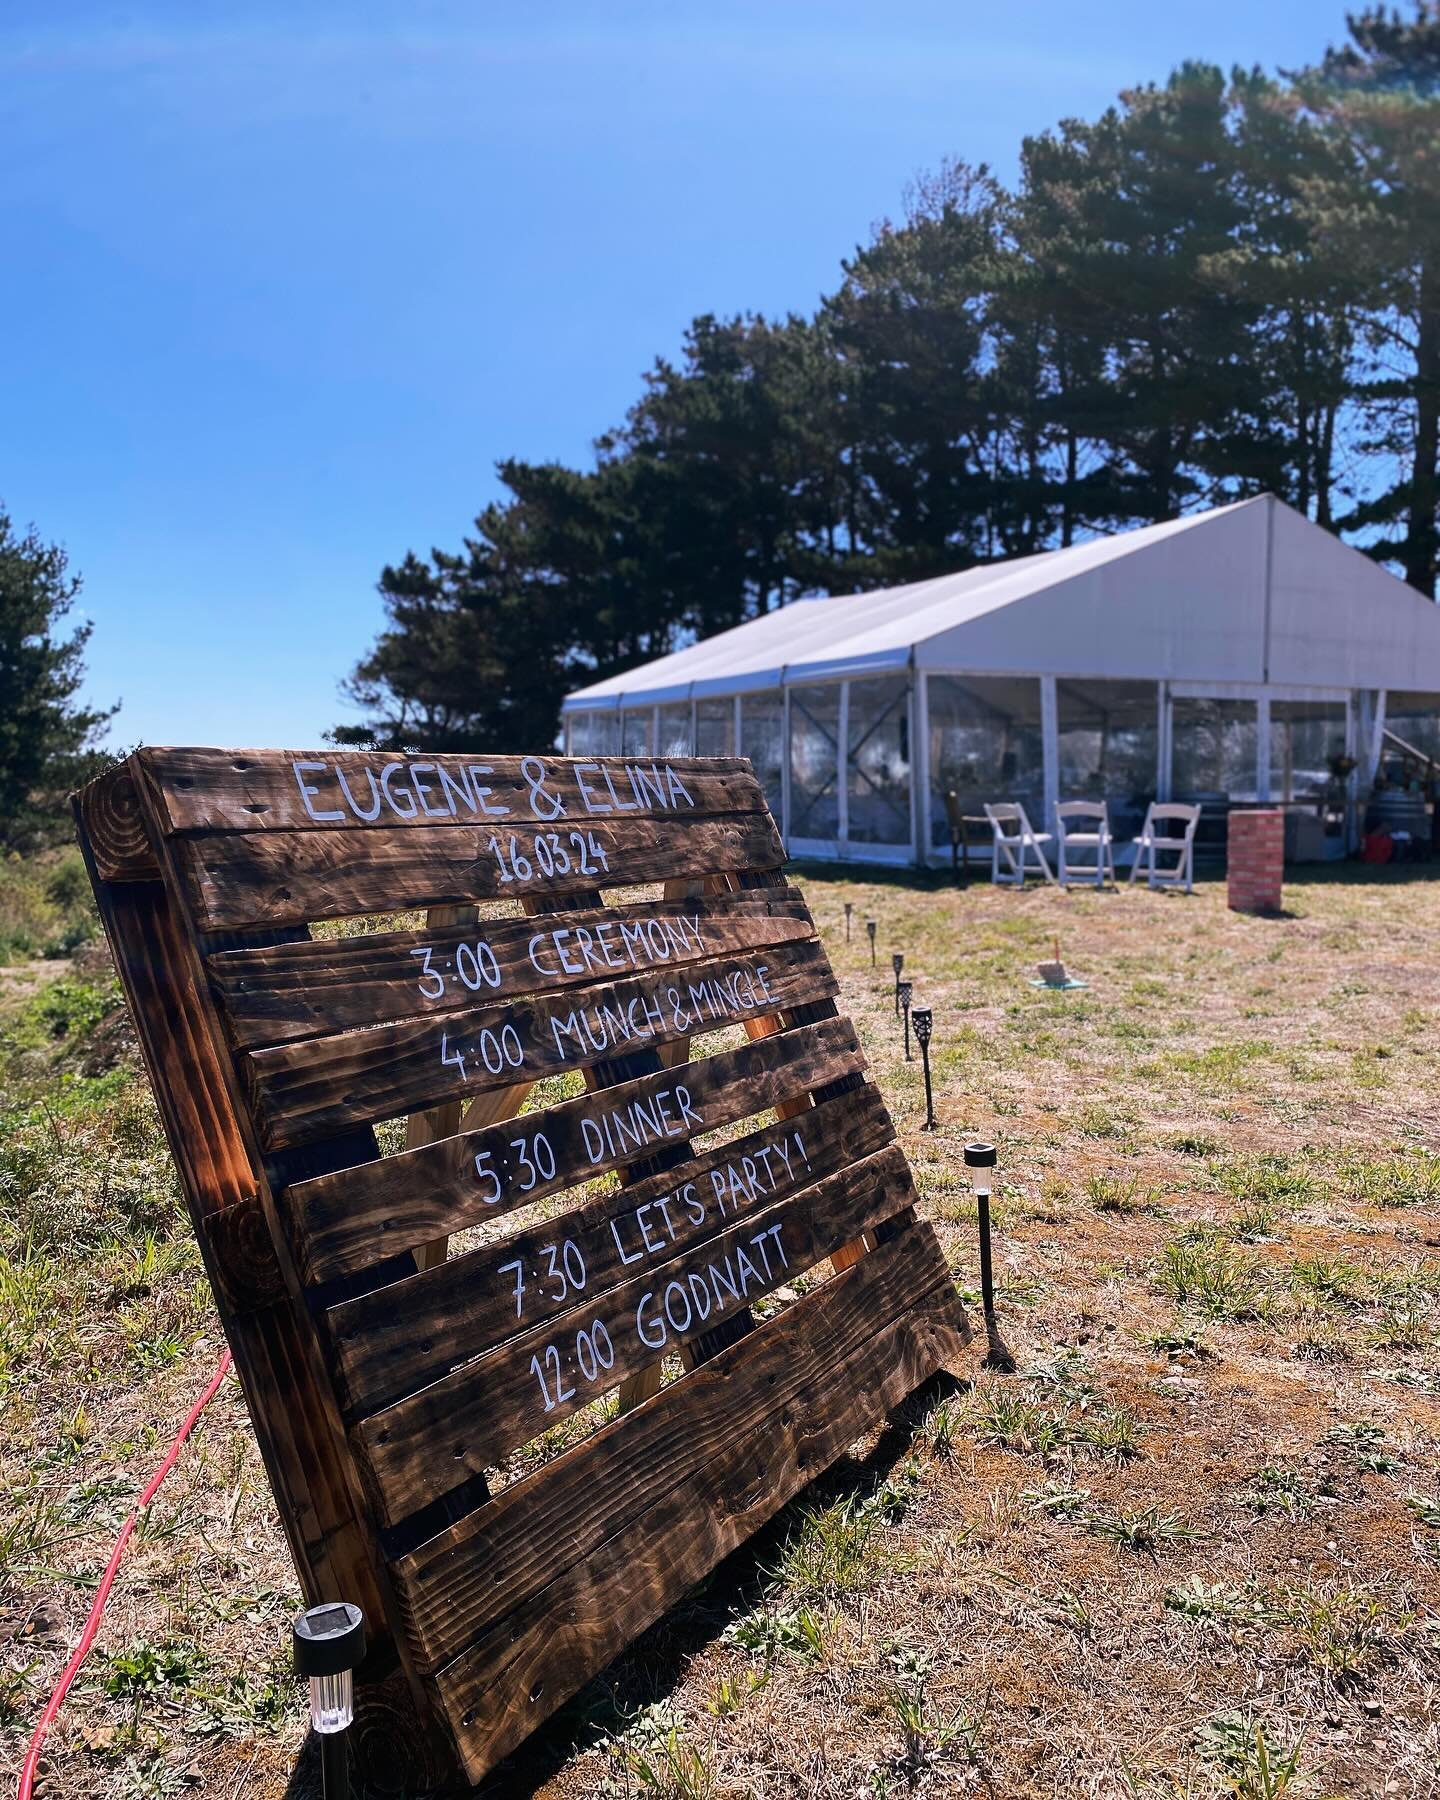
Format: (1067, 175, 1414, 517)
(963, 1143, 1017, 1373)
(911, 1007, 936, 1130)
(892, 950, 905, 1014)
(844, 900, 854, 942)
(897, 979, 914, 1060)
(294, 1601, 366, 1800)
(866, 918, 877, 966)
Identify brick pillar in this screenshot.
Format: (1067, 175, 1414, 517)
(1227, 808, 1284, 913)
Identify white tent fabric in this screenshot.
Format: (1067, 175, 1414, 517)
(563, 497, 1440, 711)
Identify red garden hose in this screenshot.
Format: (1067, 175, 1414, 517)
(17, 1347, 234, 1800)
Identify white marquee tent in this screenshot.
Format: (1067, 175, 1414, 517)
(562, 496, 1440, 865)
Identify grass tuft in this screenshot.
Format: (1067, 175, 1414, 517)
(1154, 1232, 1265, 1320)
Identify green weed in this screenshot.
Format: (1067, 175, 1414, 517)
(1075, 1102, 1132, 1140)
(1290, 1256, 1367, 1311)
(1084, 1172, 1156, 1214)
(1274, 1582, 1406, 1681)
(1246, 1467, 1310, 1519)
(1154, 1234, 1265, 1320)
(1021, 1482, 1091, 1518)
(616, 1709, 715, 1800)
(969, 1385, 1066, 1456)
(1195, 1712, 1303, 1798)
(1168, 1132, 1221, 1157)
(1338, 1148, 1440, 1208)
(1078, 1405, 1143, 1462)
(724, 1605, 829, 1662)
(1163, 1576, 1249, 1622)
(879, 1647, 980, 1778)
(1325, 1422, 1396, 1474)
(704, 1666, 771, 1718)
(1213, 1152, 1315, 1212)
(768, 1494, 880, 1599)
(103, 1638, 206, 1701)
(1404, 1490, 1440, 1528)
(1085, 1504, 1197, 1552)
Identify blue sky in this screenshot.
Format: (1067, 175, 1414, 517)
(3, 0, 1354, 750)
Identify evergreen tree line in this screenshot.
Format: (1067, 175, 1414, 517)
(337, 7, 1440, 754)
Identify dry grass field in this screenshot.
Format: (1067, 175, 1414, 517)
(2, 857, 1439, 1798)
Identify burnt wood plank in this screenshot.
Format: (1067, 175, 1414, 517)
(327, 1085, 896, 1412)
(351, 1144, 919, 1525)
(70, 775, 396, 1652)
(80, 745, 971, 1797)
(209, 889, 813, 1048)
(285, 994, 863, 1289)
(172, 812, 786, 930)
(247, 938, 836, 1147)
(76, 764, 162, 880)
(389, 1224, 968, 1684)
(403, 903, 479, 1271)
(436, 1289, 967, 1779)
(138, 747, 765, 835)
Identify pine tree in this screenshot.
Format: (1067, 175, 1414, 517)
(1295, 3, 1440, 593)
(1215, 69, 1359, 524)
(0, 508, 116, 847)
(821, 161, 1001, 582)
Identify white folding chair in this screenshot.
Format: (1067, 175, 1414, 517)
(1056, 800, 1116, 888)
(984, 802, 1058, 888)
(1128, 802, 1200, 893)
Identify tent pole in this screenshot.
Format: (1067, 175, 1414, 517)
(1041, 676, 1060, 832)
(912, 669, 929, 868)
(837, 681, 850, 855)
(780, 686, 792, 850)
(1256, 694, 1271, 802)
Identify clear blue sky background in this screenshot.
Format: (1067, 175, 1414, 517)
(3, 0, 1355, 750)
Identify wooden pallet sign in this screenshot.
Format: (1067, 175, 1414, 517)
(74, 747, 970, 1793)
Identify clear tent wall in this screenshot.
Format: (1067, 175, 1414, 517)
(565, 679, 1440, 866)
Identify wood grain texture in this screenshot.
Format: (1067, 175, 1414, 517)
(137, 747, 765, 834)
(389, 1223, 968, 1684)
(404, 903, 478, 1271)
(172, 812, 786, 929)
(64, 838, 395, 1655)
(77, 745, 971, 1796)
(73, 765, 161, 881)
(351, 1144, 919, 1524)
(287, 1016, 864, 1282)
(327, 1086, 896, 1413)
(439, 1291, 968, 1779)
(247, 938, 837, 1147)
(208, 889, 813, 1047)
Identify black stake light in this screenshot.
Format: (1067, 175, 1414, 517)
(897, 979, 914, 1059)
(294, 1602, 366, 1800)
(912, 1006, 936, 1129)
(866, 918, 877, 967)
(844, 901, 854, 942)
(964, 1143, 1016, 1373)
(892, 951, 905, 1014)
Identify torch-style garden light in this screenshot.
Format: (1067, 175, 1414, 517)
(892, 951, 905, 1014)
(912, 1007, 936, 1130)
(897, 979, 914, 1060)
(866, 919, 877, 967)
(294, 1602, 366, 1800)
(963, 1143, 1017, 1373)
(844, 901, 854, 942)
